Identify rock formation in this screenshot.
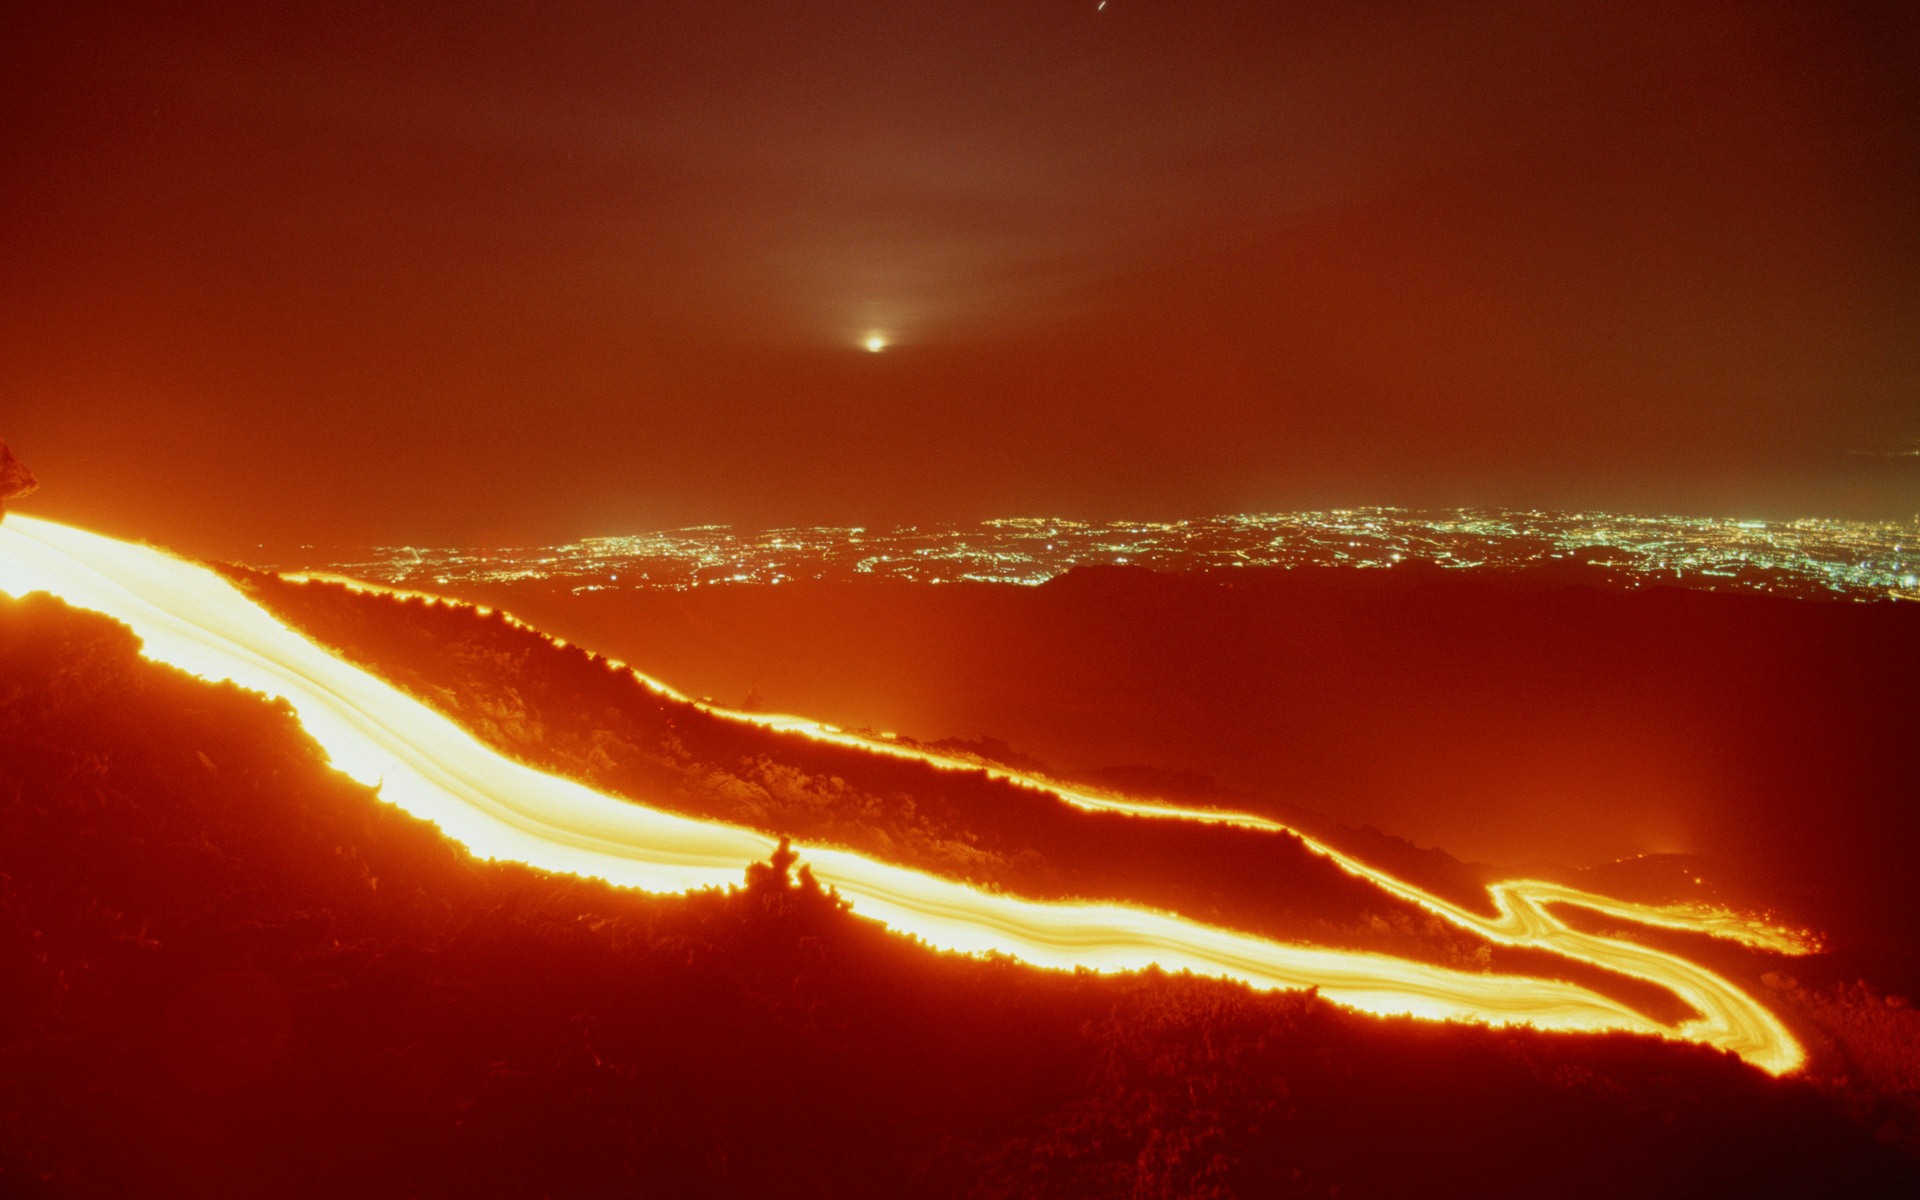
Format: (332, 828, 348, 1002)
(0, 437, 38, 519)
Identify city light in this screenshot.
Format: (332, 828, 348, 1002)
(278, 508, 1920, 602)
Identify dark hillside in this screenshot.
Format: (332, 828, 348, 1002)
(445, 567, 1920, 991)
(2, 590, 1916, 1197)
(227, 567, 1698, 1008)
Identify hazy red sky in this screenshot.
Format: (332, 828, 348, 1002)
(3, 0, 1916, 554)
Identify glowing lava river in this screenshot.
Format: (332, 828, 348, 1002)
(0, 515, 1810, 1073)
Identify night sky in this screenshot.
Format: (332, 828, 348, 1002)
(3, 0, 1916, 555)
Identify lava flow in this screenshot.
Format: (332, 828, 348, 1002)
(0, 515, 1809, 1073)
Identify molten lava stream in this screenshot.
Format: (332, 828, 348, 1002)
(0, 515, 1808, 1073)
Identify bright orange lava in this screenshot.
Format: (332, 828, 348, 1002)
(1, 516, 1810, 1073)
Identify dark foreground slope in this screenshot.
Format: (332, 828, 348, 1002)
(3, 592, 1916, 1197)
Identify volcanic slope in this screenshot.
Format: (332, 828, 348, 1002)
(3, 589, 1915, 1198)
(450, 564, 1920, 985)
(219, 563, 1884, 1079)
(225, 565, 1714, 1018)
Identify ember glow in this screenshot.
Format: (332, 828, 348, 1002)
(0, 515, 1810, 1073)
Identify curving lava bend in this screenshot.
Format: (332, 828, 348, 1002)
(0, 516, 1809, 1073)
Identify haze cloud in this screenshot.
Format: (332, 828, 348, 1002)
(2, 1, 1915, 553)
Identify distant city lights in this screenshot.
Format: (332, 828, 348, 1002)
(271, 508, 1920, 603)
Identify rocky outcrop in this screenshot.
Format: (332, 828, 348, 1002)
(0, 437, 37, 518)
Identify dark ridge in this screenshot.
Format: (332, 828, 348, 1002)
(436, 563, 1920, 997)
(220, 564, 1663, 1005)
